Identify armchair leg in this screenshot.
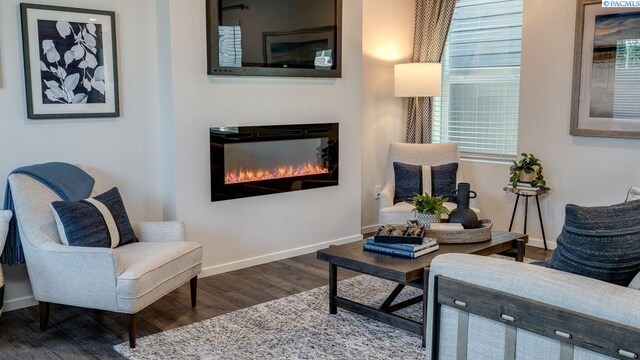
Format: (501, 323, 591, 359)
(190, 276, 198, 308)
(39, 302, 50, 331)
(129, 313, 137, 349)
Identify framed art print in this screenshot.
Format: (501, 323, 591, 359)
(571, 0, 640, 138)
(20, 3, 119, 119)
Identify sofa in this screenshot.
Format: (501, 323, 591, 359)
(425, 253, 640, 360)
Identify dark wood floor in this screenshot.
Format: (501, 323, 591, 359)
(0, 245, 551, 359)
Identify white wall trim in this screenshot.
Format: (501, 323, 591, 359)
(3, 295, 38, 312)
(199, 234, 364, 278)
(361, 224, 379, 234)
(528, 237, 556, 251)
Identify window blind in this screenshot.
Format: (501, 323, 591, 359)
(433, 0, 523, 159)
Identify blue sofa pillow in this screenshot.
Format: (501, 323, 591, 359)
(50, 187, 138, 248)
(546, 200, 640, 286)
(393, 162, 459, 204)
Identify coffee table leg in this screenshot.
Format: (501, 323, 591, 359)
(329, 263, 337, 314)
(515, 239, 526, 262)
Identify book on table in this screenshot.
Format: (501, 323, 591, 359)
(363, 237, 439, 259)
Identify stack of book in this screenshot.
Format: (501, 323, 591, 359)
(508, 182, 540, 190)
(363, 237, 439, 259)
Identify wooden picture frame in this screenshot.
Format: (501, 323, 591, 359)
(570, 0, 640, 138)
(20, 3, 119, 119)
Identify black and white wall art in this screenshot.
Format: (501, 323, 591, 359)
(21, 4, 119, 119)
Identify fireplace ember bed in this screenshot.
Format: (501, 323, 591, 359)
(210, 123, 339, 202)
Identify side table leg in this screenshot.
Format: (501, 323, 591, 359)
(509, 194, 520, 231)
(515, 239, 526, 262)
(524, 196, 529, 234)
(535, 195, 548, 250)
(422, 267, 429, 348)
(329, 263, 337, 314)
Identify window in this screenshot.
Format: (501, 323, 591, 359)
(433, 0, 523, 159)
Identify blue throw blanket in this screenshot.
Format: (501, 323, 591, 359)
(1, 163, 95, 265)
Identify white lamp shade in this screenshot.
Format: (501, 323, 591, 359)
(394, 63, 442, 97)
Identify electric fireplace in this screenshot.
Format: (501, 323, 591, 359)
(210, 123, 339, 201)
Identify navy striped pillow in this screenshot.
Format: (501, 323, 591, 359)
(50, 187, 138, 248)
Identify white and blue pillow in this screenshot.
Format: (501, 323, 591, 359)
(50, 187, 137, 248)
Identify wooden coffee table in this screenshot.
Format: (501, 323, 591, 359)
(316, 230, 528, 347)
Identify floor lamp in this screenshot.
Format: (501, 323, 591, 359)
(394, 63, 442, 140)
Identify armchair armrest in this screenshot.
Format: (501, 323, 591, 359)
(131, 221, 186, 242)
(379, 185, 394, 209)
(29, 242, 119, 311)
(426, 254, 640, 357)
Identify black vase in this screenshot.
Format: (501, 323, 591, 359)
(449, 183, 479, 229)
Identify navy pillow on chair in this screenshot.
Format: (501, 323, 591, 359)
(393, 161, 459, 204)
(393, 162, 422, 203)
(50, 187, 138, 248)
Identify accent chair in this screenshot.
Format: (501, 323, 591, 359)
(8, 173, 202, 348)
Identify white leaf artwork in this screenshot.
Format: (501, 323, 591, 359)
(64, 50, 74, 66)
(41, 39, 54, 53)
(71, 44, 85, 60)
(36, 17, 108, 107)
(72, 93, 88, 104)
(94, 66, 105, 81)
(45, 46, 60, 63)
(91, 78, 105, 95)
(85, 53, 98, 69)
(64, 73, 80, 91)
(56, 21, 72, 38)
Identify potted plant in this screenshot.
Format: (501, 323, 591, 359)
(408, 193, 450, 227)
(509, 152, 550, 190)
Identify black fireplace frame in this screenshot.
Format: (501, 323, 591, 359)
(210, 123, 339, 202)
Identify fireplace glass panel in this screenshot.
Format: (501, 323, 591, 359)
(210, 123, 339, 202)
(224, 138, 329, 184)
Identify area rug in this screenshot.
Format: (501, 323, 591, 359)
(114, 256, 536, 359)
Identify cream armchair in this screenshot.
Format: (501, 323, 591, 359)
(8, 173, 202, 348)
(379, 142, 479, 225)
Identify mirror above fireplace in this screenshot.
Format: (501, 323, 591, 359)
(205, 0, 342, 78)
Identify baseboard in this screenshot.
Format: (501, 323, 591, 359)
(199, 234, 363, 278)
(361, 224, 379, 234)
(3, 295, 37, 312)
(528, 237, 556, 250)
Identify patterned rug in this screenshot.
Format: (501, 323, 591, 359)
(114, 256, 536, 359)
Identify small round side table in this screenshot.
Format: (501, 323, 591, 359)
(503, 186, 548, 250)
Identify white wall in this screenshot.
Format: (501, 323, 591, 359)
(0, 0, 164, 310)
(454, 0, 640, 248)
(362, 0, 640, 250)
(361, 0, 414, 232)
(164, 0, 363, 276)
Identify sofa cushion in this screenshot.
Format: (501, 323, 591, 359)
(50, 187, 137, 248)
(546, 200, 640, 286)
(379, 202, 480, 225)
(630, 272, 640, 290)
(114, 241, 202, 312)
(392, 161, 458, 204)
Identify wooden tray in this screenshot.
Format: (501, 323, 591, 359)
(424, 219, 492, 244)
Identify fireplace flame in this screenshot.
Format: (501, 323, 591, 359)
(225, 162, 329, 184)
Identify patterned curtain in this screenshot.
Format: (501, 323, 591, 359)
(406, 0, 457, 143)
